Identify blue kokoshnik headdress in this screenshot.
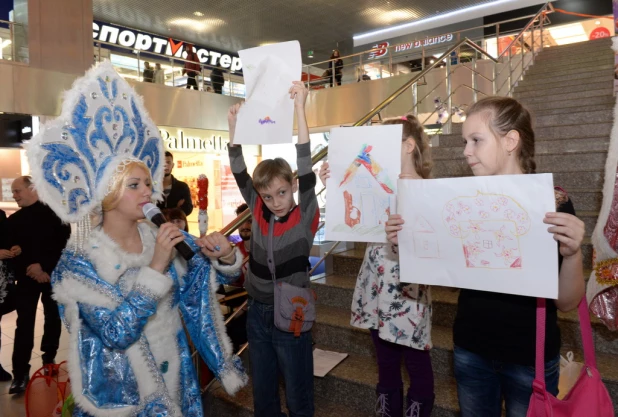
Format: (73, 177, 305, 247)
(26, 61, 164, 241)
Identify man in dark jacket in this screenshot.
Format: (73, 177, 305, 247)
(3, 176, 70, 394)
(210, 67, 225, 94)
(157, 151, 193, 216)
(0, 207, 14, 381)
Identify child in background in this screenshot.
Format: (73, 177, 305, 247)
(320, 114, 435, 417)
(163, 207, 189, 232)
(386, 97, 585, 417)
(227, 81, 319, 417)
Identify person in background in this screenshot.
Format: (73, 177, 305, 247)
(0, 207, 15, 381)
(210, 67, 225, 94)
(329, 49, 343, 87)
(157, 151, 193, 216)
(3, 176, 70, 394)
(163, 207, 189, 232)
(142, 62, 154, 83)
(154, 62, 165, 84)
(183, 44, 201, 90)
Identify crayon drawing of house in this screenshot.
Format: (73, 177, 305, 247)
(334, 144, 395, 236)
(442, 192, 531, 269)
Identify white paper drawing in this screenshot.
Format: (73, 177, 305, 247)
(324, 125, 402, 243)
(397, 174, 559, 299)
(234, 41, 302, 145)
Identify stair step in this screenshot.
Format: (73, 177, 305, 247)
(523, 63, 614, 83)
(536, 39, 611, 55)
(525, 95, 615, 111)
(517, 67, 614, 87)
(204, 377, 370, 417)
(518, 87, 613, 104)
(434, 134, 610, 152)
(533, 102, 614, 116)
(515, 73, 614, 93)
(432, 152, 607, 178)
(514, 80, 613, 99)
(534, 50, 614, 66)
(526, 57, 614, 74)
(535, 123, 612, 139)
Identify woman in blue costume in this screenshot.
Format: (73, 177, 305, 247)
(26, 61, 247, 417)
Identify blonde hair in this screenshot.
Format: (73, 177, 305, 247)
(101, 161, 152, 212)
(252, 158, 294, 191)
(466, 97, 536, 174)
(382, 114, 432, 179)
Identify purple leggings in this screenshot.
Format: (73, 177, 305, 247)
(370, 329, 434, 399)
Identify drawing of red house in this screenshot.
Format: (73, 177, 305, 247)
(339, 145, 395, 230)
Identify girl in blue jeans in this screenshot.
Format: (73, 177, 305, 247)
(387, 97, 585, 416)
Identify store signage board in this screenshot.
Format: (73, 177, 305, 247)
(92, 21, 242, 72)
(368, 33, 455, 59)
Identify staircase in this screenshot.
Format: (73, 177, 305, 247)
(205, 38, 618, 416)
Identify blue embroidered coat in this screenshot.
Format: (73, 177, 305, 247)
(52, 222, 247, 417)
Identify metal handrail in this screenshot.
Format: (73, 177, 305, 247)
(497, 2, 553, 59)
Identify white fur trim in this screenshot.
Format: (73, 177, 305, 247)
(211, 247, 243, 278)
(220, 366, 248, 396)
(588, 38, 618, 300)
(205, 253, 248, 394)
(134, 266, 172, 299)
(86, 223, 156, 285)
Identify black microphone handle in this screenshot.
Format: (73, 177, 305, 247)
(150, 213, 195, 261)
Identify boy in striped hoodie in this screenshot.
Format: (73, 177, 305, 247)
(227, 81, 319, 417)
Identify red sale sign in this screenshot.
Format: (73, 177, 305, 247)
(589, 27, 611, 40)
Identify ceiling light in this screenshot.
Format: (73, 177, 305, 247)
(361, 7, 419, 25)
(194, 11, 204, 17)
(354, 0, 522, 44)
(429, 59, 435, 64)
(595, 20, 601, 25)
(169, 18, 225, 31)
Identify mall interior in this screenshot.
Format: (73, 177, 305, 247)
(1, 0, 618, 416)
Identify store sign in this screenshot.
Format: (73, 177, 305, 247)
(160, 128, 229, 153)
(92, 22, 242, 71)
(368, 34, 454, 59)
(394, 33, 454, 53)
(368, 42, 389, 59)
(589, 27, 611, 40)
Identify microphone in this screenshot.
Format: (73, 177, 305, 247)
(142, 203, 195, 261)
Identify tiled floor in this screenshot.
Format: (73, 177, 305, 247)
(0, 302, 70, 417)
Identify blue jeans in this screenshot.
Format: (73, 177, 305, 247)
(454, 345, 559, 417)
(246, 298, 314, 417)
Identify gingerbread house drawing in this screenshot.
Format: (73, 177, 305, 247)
(442, 192, 531, 269)
(338, 144, 395, 233)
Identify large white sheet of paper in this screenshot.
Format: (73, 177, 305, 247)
(325, 125, 402, 243)
(397, 174, 559, 298)
(313, 348, 348, 377)
(234, 41, 301, 145)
